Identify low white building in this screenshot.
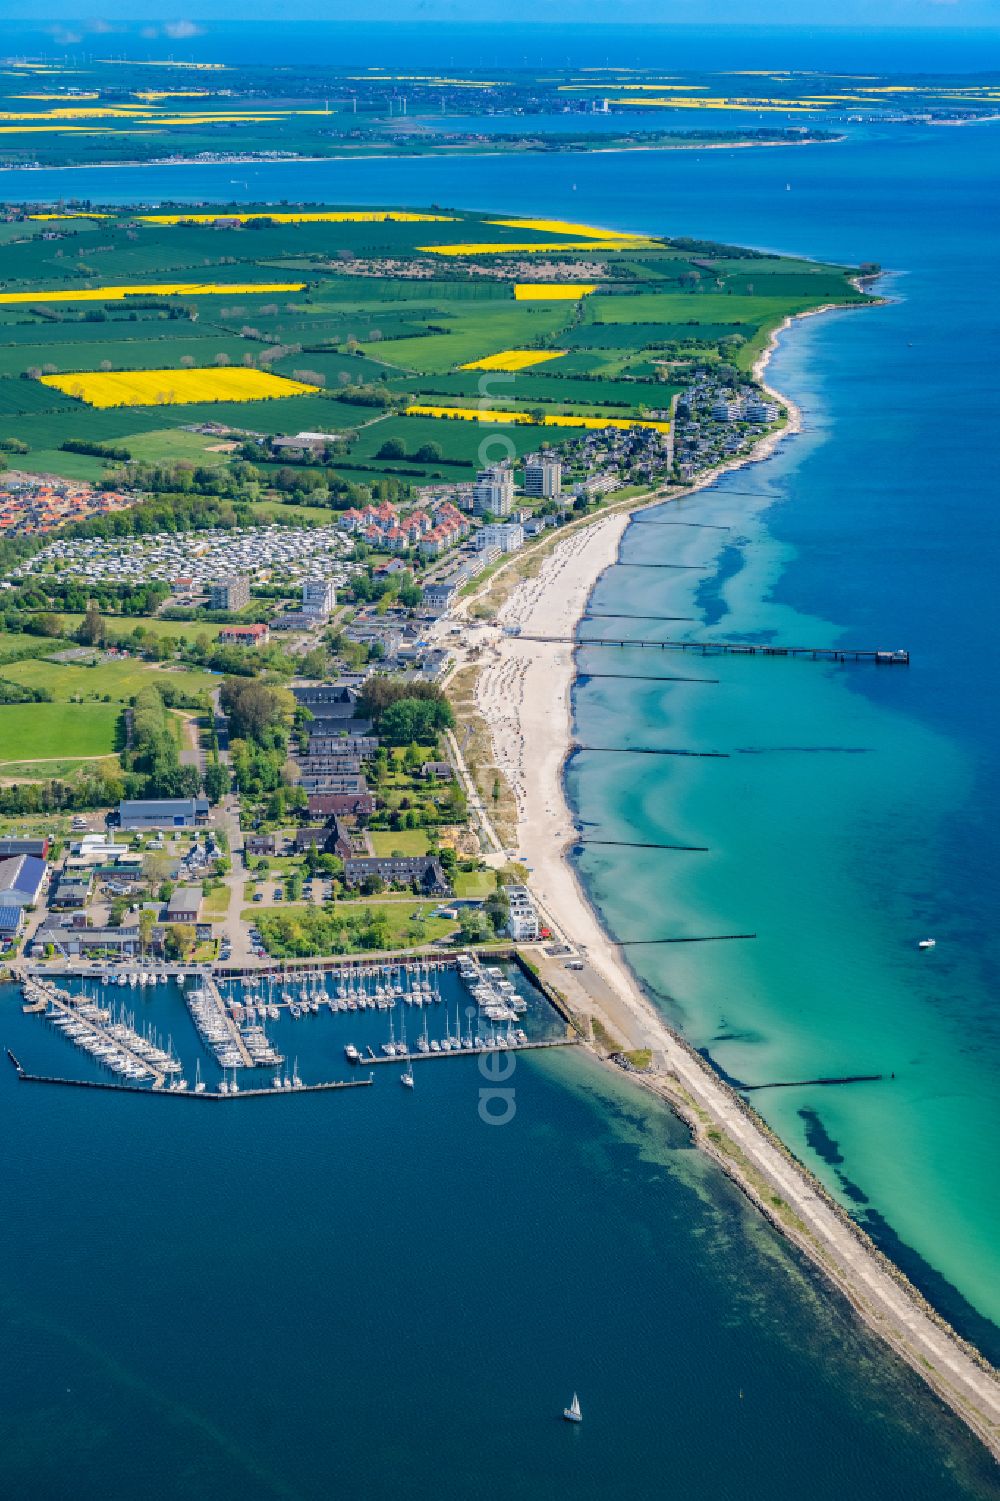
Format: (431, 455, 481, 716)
(474, 523, 525, 555)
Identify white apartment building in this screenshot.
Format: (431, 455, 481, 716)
(301, 577, 337, 616)
(506, 884, 540, 942)
(472, 465, 514, 517)
(523, 453, 562, 498)
(473, 523, 525, 554)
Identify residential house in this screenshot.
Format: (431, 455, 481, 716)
(343, 855, 449, 894)
(245, 833, 277, 858)
(420, 762, 454, 781)
(218, 623, 270, 646)
(51, 871, 94, 909)
(308, 791, 376, 818)
(293, 817, 353, 861)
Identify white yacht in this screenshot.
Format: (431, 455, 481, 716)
(563, 1393, 582, 1424)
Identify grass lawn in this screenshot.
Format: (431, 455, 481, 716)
(244, 899, 457, 952)
(53, 612, 228, 644)
(0, 753, 120, 781)
(201, 886, 231, 919)
(0, 702, 121, 760)
(1, 656, 216, 704)
(451, 870, 497, 899)
(122, 428, 233, 467)
(249, 499, 337, 525)
(369, 828, 432, 856)
(0, 633, 69, 665)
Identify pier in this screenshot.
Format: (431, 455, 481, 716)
(203, 972, 253, 1068)
(522, 632, 909, 664)
(22, 976, 170, 1087)
(13, 1067, 374, 1099)
(351, 1037, 579, 1067)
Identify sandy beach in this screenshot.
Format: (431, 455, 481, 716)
(450, 326, 1000, 1455)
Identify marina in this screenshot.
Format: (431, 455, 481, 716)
(12, 954, 573, 1101)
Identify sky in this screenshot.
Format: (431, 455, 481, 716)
(8, 2, 1000, 26)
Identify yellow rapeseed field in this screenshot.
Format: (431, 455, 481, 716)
(28, 212, 110, 220)
(404, 403, 668, 433)
(140, 210, 457, 226)
(542, 414, 671, 432)
(513, 284, 598, 300)
(486, 217, 644, 240)
(406, 403, 534, 425)
(12, 92, 102, 100)
(459, 350, 567, 371)
(0, 282, 304, 305)
(40, 368, 319, 409)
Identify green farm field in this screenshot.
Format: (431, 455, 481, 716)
(0, 702, 121, 761)
(0, 205, 870, 481)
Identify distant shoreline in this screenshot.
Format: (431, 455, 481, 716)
(0, 133, 844, 179)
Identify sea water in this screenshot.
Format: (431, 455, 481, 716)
(1, 982, 997, 1499)
(1, 96, 999, 1491)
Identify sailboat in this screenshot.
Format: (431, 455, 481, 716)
(401, 1065, 415, 1089)
(563, 1393, 582, 1424)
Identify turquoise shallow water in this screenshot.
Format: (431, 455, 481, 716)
(1, 96, 999, 1490)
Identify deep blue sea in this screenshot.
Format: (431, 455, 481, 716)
(1, 39, 999, 1494)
